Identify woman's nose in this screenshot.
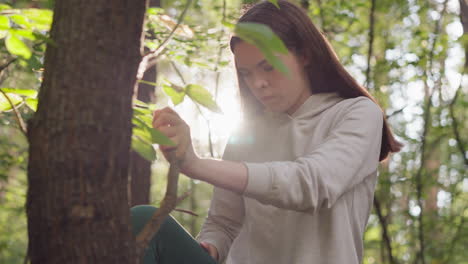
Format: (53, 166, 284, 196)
(252, 76, 268, 90)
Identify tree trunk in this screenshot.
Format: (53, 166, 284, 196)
(26, 0, 147, 263)
(130, 0, 161, 207)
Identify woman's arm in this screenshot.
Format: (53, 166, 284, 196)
(183, 158, 248, 194)
(153, 98, 383, 213)
(152, 107, 249, 194)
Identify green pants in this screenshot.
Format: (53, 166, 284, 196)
(131, 205, 218, 264)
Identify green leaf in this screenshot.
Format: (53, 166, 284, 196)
(10, 29, 36, 40)
(0, 5, 12, 11)
(10, 14, 31, 29)
(0, 16, 10, 30)
(133, 106, 153, 116)
(21, 9, 53, 30)
(267, 0, 280, 8)
(234, 22, 289, 74)
(162, 84, 186, 105)
(133, 126, 152, 144)
(185, 84, 222, 113)
(132, 115, 175, 146)
(25, 98, 38, 111)
(131, 135, 156, 161)
(138, 79, 158, 86)
(134, 99, 149, 108)
(147, 7, 164, 15)
(150, 127, 176, 146)
(5, 34, 32, 59)
(0, 92, 22, 112)
(222, 21, 235, 29)
(0, 88, 37, 98)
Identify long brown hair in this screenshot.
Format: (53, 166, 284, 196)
(230, 0, 402, 161)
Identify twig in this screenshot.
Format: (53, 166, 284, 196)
(170, 61, 215, 157)
(214, 0, 227, 100)
(444, 212, 466, 264)
(365, 0, 376, 89)
(174, 208, 199, 217)
(386, 106, 406, 119)
(448, 73, 467, 166)
(137, 0, 193, 81)
(0, 58, 17, 73)
(0, 88, 27, 136)
(374, 197, 397, 264)
(136, 152, 181, 261)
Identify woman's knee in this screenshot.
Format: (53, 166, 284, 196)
(130, 205, 159, 235)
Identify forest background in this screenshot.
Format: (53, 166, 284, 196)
(0, 0, 466, 263)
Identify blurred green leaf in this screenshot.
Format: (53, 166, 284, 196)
(0, 92, 22, 112)
(134, 99, 149, 108)
(133, 126, 152, 144)
(132, 115, 175, 146)
(185, 84, 222, 113)
(0, 4, 12, 11)
(163, 84, 186, 105)
(267, 0, 280, 8)
(234, 22, 289, 74)
(150, 127, 176, 146)
(10, 14, 31, 29)
(0, 30, 7, 39)
(0, 16, 10, 30)
(131, 135, 156, 161)
(25, 98, 37, 111)
(133, 106, 153, 116)
(5, 34, 31, 59)
(10, 29, 36, 40)
(21, 9, 53, 30)
(0, 88, 37, 98)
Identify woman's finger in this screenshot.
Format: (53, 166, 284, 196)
(152, 111, 181, 129)
(157, 125, 178, 138)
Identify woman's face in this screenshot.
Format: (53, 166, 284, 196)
(233, 41, 312, 115)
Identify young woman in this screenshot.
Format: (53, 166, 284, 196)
(131, 1, 402, 263)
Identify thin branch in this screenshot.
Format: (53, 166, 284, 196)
(0, 58, 17, 74)
(137, 0, 193, 81)
(0, 86, 28, 136)
(444, 213, 466, 264)
(214, 0, 227, 100)
(374, 197, 397, 264)
(170, 61, 215, 157)
(386, 106, 406, 119)
(136, 152, 181, 261)
(174, 207, 198, 217)
(365, 0, 376, 89)
(448, 74, 467, 165)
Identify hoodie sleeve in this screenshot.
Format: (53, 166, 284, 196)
(196, 138, 245, 262)
(242, 99, 384, 213)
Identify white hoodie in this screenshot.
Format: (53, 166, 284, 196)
(197, 92, 383, 264)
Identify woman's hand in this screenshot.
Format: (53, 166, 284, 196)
(200, 241, 219, 261)
(152, 107, 198, 172)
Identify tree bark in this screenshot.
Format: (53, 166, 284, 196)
(26, 0, 147, 263)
